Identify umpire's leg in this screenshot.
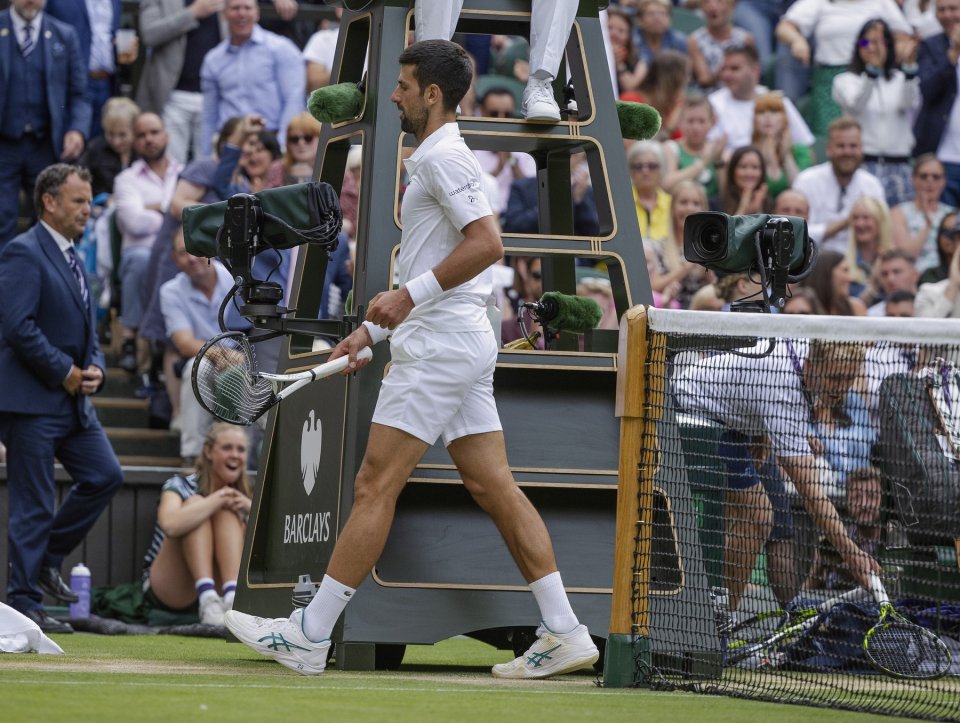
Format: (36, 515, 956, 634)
(2, 413, 70, 612)
(44, 414, 124, 570)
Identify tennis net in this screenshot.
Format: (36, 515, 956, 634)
(607, 307, 960, 721)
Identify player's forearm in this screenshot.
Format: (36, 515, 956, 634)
(782, 455, 860, 559)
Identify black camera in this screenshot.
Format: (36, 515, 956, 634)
(683, 212, 816, 311)
(683, 212, 810, 275)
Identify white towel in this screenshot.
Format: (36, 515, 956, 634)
(0, 602, 64, 654)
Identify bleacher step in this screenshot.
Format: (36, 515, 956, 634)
(104, 427, 180, 458)
(93, 397, 151, 428)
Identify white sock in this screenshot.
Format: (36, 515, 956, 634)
(529, 571, 579, 634)
(196, 577, 218, 606)
(302, 574, 356, 642)
(222, 581, 237, 605)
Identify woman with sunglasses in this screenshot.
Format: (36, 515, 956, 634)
(832, 18, 920, 207)
(627, 140, 672, 246)
(918, 212, 960, 286)
(915, 213, 960, 318)
(265, 112, 322, 187)
(891, 154, 953, 274)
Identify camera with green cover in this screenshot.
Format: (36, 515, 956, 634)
(683, 212, 811, 275)
(683, 212, 816, 311)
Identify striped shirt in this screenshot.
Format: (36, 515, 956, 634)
(141, 473, 198, 586)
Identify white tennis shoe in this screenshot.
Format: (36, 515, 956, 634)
(224, 608, 330, 675)
(522, 77, 561, 122)
(492, 624, 599, 679)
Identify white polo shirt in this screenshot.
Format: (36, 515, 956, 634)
(707, 86, 815, 154)
(365, 123, 495, 343)
(674, 339, 812, 458)
(792, 163, 885, 251)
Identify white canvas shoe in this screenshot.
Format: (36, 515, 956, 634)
(491, 624, 599, 679)
(198, 596, 227, 626)
(224, 608, 331, 675)
(522, 78, 561, 122)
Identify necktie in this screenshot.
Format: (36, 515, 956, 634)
(66, 246, 90, 308)
(20, 23, 34, 57)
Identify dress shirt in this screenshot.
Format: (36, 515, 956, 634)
(707, 86, 815, 153)
(112, 157, 184, 251)
(85, 0, 115, 73)
(792, 163, 885, 251)
(199, 24, 305, 156)
(474, 150, 537, 214)
(40, 219, 78, 263)
(9, 7, 43, 49)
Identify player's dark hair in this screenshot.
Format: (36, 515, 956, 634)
(399, 39, 473, 113)
(34, 163, 93, 213)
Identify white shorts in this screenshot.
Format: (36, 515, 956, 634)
(372, 325, 502, 446)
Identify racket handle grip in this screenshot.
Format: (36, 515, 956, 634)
(869, 573, 889, 606)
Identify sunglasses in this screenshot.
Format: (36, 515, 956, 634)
(941, 228, 960, 240)
(288, 134, 316, 145)
(485, 110, 516, 119)
(631, 162, 660, 171)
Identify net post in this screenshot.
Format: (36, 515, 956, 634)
(606, 305, 659, 687)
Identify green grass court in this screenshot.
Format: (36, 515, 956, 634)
(0, 634, 897, 722)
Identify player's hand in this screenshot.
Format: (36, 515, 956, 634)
(366, 288, 414, 331)
(330, 326, 374, 373)
(845, 546, 883, 590)
(80, 365, 103, 395)
(63, 365, 83, 396)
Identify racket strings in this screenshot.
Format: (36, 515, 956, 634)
(866, 621, 952, 679)
(193, 333, 275, 425)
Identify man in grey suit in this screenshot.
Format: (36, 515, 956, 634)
(0, 0, 91, 246)
(137, 0, 226, 164)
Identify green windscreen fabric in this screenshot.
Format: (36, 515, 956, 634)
(182, 181, 342, 259)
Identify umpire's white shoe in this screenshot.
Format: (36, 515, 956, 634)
(492, 624, 599, 679)
(224, 608, 330, 675)
(522, 77, 561, 122)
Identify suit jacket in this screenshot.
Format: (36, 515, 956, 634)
(45, 0, 122, 73)
(135, 0, 227, 114)
(914, 33, 958, 156)
(0, 11, 92, 154)
(0, 223, 105, 427)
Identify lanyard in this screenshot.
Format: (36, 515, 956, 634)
(785, 338, 816, 425)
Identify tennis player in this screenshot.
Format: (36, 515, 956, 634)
(225, 39, 599, 678)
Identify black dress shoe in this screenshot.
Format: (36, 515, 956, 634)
(22, 608, 74, 634)
(38, 566, 79, 603)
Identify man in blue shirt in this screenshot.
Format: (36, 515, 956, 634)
(199, 0, 304, 157)
(159, 225, 234, 463)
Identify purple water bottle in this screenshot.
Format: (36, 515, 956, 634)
(69, 563, 91, 618)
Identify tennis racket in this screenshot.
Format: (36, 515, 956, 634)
(864, 573, 952, 680)
(191, 331, 372, 425)
(725, 586, 871, 668)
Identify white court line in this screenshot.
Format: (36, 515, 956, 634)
(0, 675, 679, 698)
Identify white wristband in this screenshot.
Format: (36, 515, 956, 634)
(403, 270, 443, 306)
(362, 320, 390, 345)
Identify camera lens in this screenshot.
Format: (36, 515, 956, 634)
(693, 221, 726, 261)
